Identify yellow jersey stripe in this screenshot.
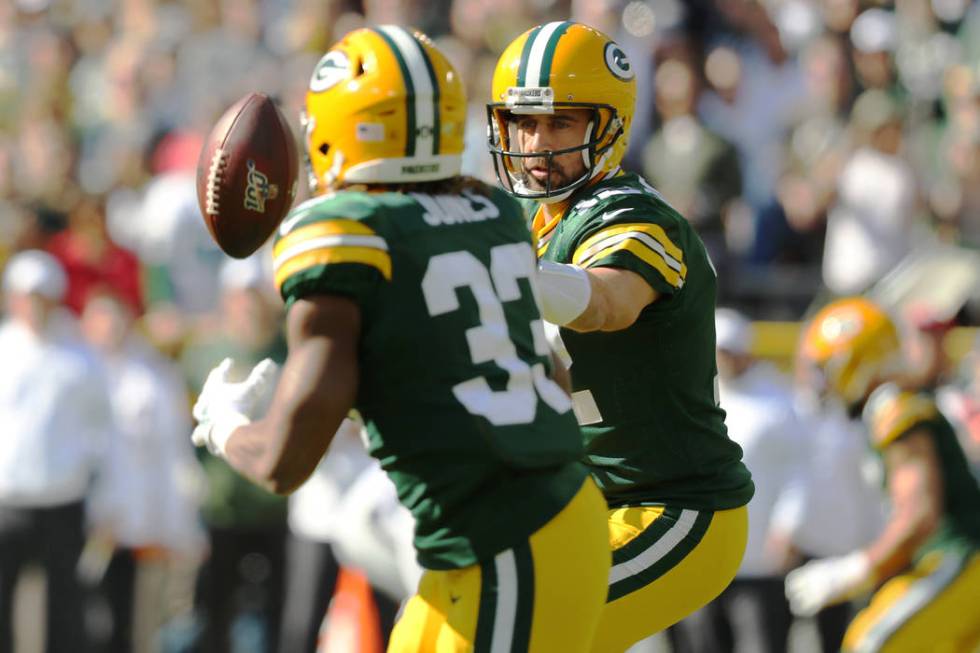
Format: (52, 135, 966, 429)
(274, 246, 393, 290)
(575, 231, 686, 280)
(579, 238, 683, 288)
(574, 223, 683, 264)
(273, 220, 377, 259)
(274, 234, 388, 273)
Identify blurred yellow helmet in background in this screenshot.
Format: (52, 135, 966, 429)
(800, 297, 904, 407)
(487, 22, 637, 202)
(303, 26, 466, 194)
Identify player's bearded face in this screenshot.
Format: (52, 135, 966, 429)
(514, 109, 591, 193)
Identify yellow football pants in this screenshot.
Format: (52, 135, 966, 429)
(590, 504, 748, 653)
(843, 549, 980, 653)
(387, 477, 610, 653)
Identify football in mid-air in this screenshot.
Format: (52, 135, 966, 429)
(197, 92, 299, 259)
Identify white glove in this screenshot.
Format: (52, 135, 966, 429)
(191, 358, 280, 457)
(785, 551, 872, 617)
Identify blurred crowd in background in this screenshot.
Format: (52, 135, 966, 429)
(0, 0, 978, 651)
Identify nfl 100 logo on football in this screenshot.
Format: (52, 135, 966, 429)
(243, 159, 279, 213)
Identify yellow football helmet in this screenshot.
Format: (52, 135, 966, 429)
(799, 297, 904, 407)
(303, 26, 466, 194)
(487, 22, 637, 202)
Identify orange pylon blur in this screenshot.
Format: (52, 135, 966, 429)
(317, 566, 383, 653)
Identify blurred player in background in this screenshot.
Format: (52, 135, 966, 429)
(488, 21, 753, 652)
(787, 297, 980, 652)
(192, 26, 611, 653)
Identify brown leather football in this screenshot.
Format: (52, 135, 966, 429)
(196, 92, 299, 259)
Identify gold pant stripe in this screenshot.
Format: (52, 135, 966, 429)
(387, 478, 610, 653)
(844, 550, 980, 653)
(608, 508, 704, 589)
(590, 504, 748, 653)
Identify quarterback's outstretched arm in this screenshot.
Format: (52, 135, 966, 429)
(570, 266, 657, 332)
(209, 295, 361, 495)
(538, 260, 656, 332)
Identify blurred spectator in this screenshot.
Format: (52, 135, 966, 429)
(81, 289, 207, 653)
(180, 257, 288, 653)
(911, 64, 980, 248)
(108, 130, 224, 355)
(671, 309, 807, 653)
(822, 89, 920, 296)
(849, 8, 899, 93)
(760, 34, 853, 268)
(893, 1, 964, 106)
(816, 0, 861, 36)
(46, 193, 144, 317)
(0, 250, 114, 653)
(641, 41, 742, 281)
(175, 0, 282, 127)
(3, 202, 68, 259)
(699, 41, 805, 216)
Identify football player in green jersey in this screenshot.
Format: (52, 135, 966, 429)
(787, 298, 980, 652)
(191, 27, 611, 653)
(488, 22, 754, 651)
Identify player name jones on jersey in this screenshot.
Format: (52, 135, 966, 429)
(411, 191, 502, 227)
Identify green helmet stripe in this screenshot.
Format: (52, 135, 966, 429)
(371, 27, 416, 157)
(516, 25, 543, 87)
(523, 22, 570, 88)
(411, 33, 441, 155)
(538, 22, 571, 87)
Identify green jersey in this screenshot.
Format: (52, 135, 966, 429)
(864, 384, 980, 558)
(272, 182, 587, 570)
(527, 171, 754, 510)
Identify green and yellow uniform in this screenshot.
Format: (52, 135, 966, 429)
(843, 384, 980, 653)
(274, 183, 609, 652)
(528, 170, 753, 650)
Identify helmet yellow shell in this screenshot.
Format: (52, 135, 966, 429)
(800, 297, 904, 406)
(303, 26, 466, 194)
(487, 22, 637, 201)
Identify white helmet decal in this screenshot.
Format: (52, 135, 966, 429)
(604, 43, 634, 81)
(310, 51, 350, 93)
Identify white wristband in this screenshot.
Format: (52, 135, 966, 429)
(196, 412, 251, 458)
(537, 260, 592, 325)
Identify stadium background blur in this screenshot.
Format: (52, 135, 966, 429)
(1, 0, 978, 651)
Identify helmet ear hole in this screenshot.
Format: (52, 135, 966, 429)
(353, 57, 365, 77)
(318, 143, 330, 156)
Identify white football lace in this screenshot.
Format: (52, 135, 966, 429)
(205, 148, 227, 214)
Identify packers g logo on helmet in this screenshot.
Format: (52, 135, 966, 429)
(310, 51, 350, 92)
(604, 43, 634, 81)
(487, 22, 637, 202)
(799, 297, 904, 407)
(303, 26, 466, 195)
